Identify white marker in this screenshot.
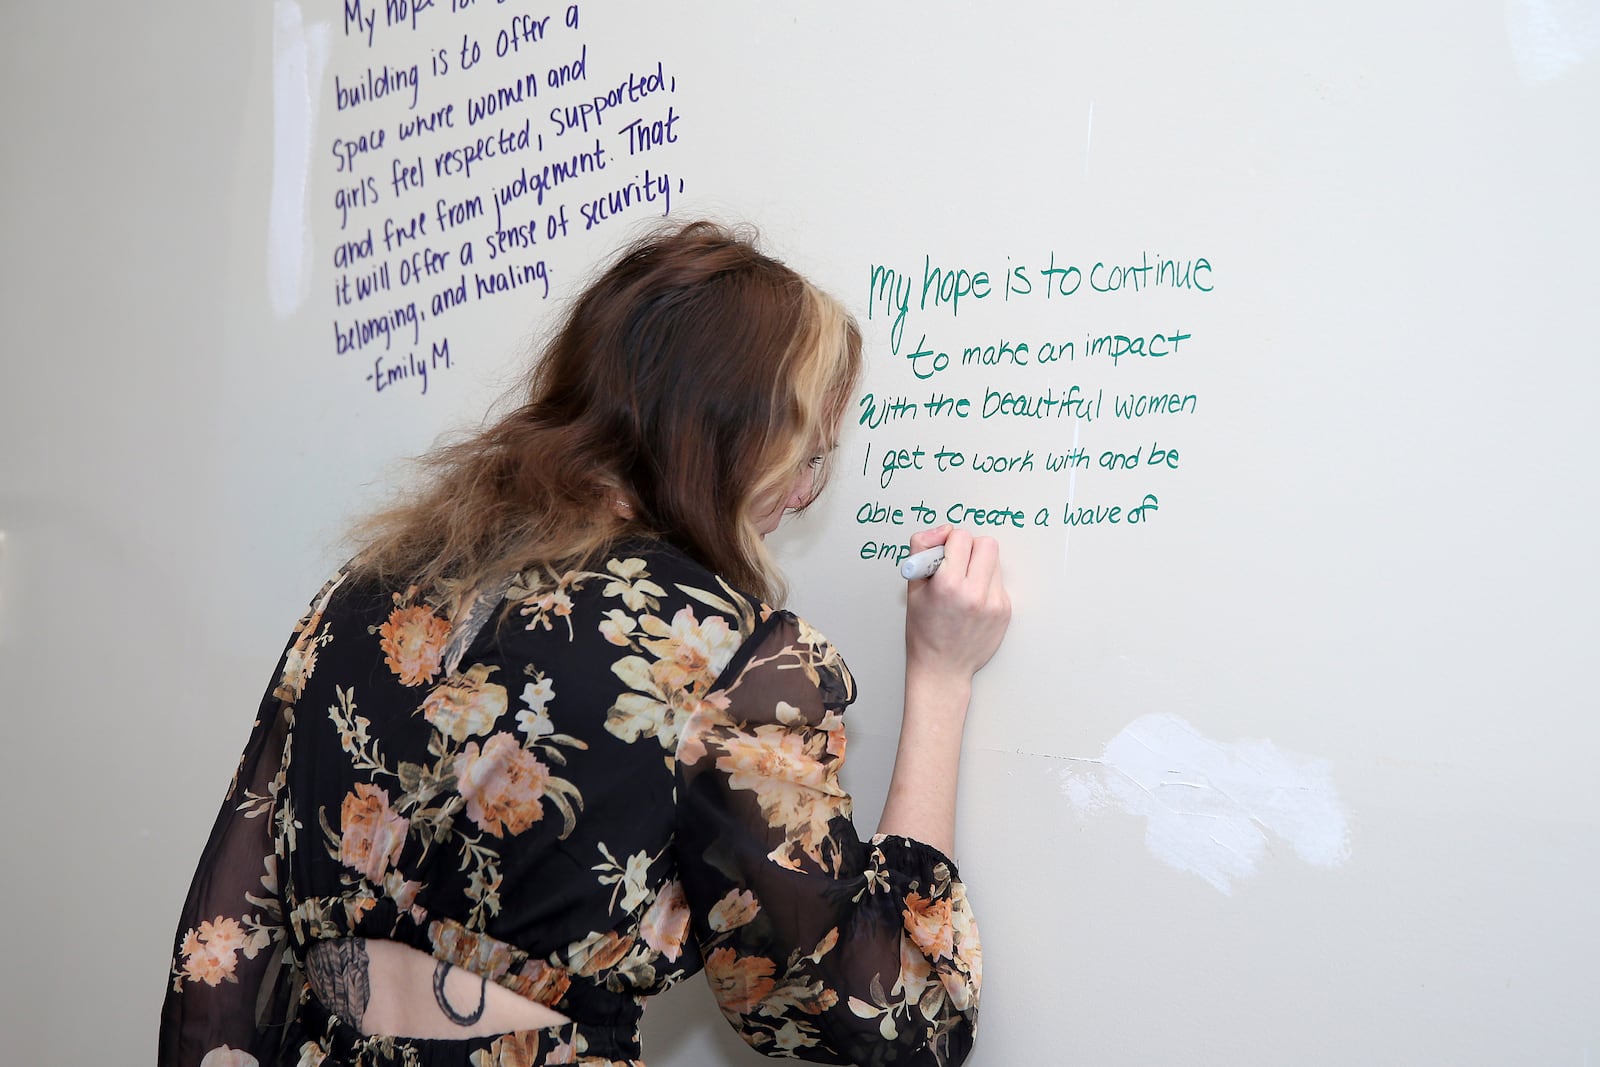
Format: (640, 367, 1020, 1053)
(900, 545, 945, 581)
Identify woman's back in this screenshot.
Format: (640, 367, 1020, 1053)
(161, 539, 981, 1066)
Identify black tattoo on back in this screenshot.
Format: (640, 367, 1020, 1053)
(433, 960, 488, 1026)
(307, 938, 371, 1024)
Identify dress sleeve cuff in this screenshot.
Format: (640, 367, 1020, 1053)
(869, 833, 963, 886)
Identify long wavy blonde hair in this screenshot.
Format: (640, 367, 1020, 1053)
(349, 221, 862, 604)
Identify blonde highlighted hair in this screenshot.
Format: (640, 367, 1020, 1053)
(349, 221, 862, 604)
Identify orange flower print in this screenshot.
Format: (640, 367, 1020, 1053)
(942, 931, 981, 1011)
(676, 717, 709, 767)
(422, 663, 507, 742)
(602, 557, 665, 610)
(430, 920, 515, 978)
(339, 783, 408, 881)
(717, 725, 828, 794)
(510, 958, 572, 1005)
(198, 1047, 260, 1067)
(670, 690, 732, 766)
(894, 931, 935, 1003)
(820, 709, 847, 759)
(382, 870, 424, 915)
(640, 606, 740, 696)
(943, 895, 982, 1010)
(568, 929, 634, 977)
(273, 578, 342, 702)
(379, 604, 449, 687)
(771, 1021, 811, 1054)
(541, 589, 574, 618)
(454, 732, 549, 836)
(522, 586, 574, 632)
(789, 983, 838, 1015)
(902, 891, 955, 961)
(473, 1031, 542, 1067)
(708, 888, 761, 932)
(958, 930, 982, 991)
(808, 927, 839, 963)
(705, 947, 776, 1015)
(598, 608, 635, 646)
(180, 916, 248, 986)
(279, 644, 319, 702)
(640, 879, 691, 961)
(715, 724, 841, 866)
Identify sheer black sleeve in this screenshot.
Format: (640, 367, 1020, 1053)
(158, 575, 346, 1066)
(674, 612, 981, 1066)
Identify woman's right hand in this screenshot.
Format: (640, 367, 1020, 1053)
(903, 525, 1011, 683)
(878, 525, 1010, 855)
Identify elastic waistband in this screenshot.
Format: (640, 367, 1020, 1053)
(299, 993, 643, 1065)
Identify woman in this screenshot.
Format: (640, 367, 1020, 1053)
(160, 221, 1010, 1067)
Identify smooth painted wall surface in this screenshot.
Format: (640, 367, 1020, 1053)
(2, 2, 1597, 1063)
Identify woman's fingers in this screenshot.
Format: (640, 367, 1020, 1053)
(908, 523, 952, 556)
(905, 527, 1011, 678)
(929, 527, 974, 586)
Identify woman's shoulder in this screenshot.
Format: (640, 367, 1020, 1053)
(600, 537, 757, 602)
(483, 537, 772, 658)
(496, 539, 856, 700)
(574, 538, 765, 618)
(592, 541, 848, 670)
(321, 539, 852, 690)
(603, 541, 851, 675)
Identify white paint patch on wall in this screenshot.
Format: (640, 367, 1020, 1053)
(1059, 713, 1349, 895)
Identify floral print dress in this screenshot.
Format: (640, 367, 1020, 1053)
(160, 541, 981, 1067)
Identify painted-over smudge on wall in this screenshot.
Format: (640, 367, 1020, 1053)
(1059, 714, 1349, 894)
